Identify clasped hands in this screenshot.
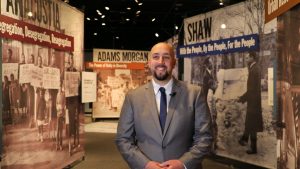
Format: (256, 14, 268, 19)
(145, 160, 184, 169)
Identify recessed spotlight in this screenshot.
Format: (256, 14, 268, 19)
(96, 10, 100, 13)
(94, 18, 98, 20)
(94, 33, 97, 36)
(175, 25, 179, 30)
(101, 15, 105, 19)
(151, 18, 156, 22)
(102, 23, 106, 26)
(116, 36, 119, 39)
(126, 18, 130, 21)
(135, 0, 139, 3)
(138, 3, 143, 6)
(127, 7, 131, 10)
(219, 0, 224, 5)
(221, 23, 226, 29)
(105, 7, 110, 10)
(136, 10, 141, 15)
(86, 17, 91, 20)
(27, 12, 33, 17)
(155, 33, 159, 37)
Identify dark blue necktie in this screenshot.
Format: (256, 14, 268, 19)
(159, 87, 167, 132)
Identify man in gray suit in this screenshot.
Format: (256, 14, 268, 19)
(116, 42, 213, 169)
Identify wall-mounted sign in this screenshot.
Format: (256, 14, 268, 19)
(177, 34, 259, 58)
(0, 14, 74, 51)
(265, 0, 300, 23)
(93, 48, 149, 62)
(81, 72, 97, 103)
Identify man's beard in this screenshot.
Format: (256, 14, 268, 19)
(153, 70, 170, 81)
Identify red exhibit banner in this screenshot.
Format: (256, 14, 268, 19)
(0, 14, 74, 51)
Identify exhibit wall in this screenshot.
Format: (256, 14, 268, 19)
(276, 4, 300, 169)
(180, 0, 277, 168)
(0, 0, 85, 168)
(89, 49, 149, 118)
(166, 34, 179, 79)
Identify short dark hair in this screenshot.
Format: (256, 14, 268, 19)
(203, 57, 211, 66)
(248, 51, 258, 61)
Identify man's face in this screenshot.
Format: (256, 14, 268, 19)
(245, 55, 254, 64)
(21, 54, 25, 63)
(69, 56, 74, 67)
(29, 55, 34, 64)
(207, 58, 213, 70)
(51, 55, 56, 65)
(148, 43, 176, 81)
(7, 50, 12, 58)
(10, 74, 14, 81)
(38, 57, 42, 67)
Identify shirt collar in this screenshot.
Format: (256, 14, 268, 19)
(206, 68, 211, 74)
(152, 78, 173, 95)
(250, 62, 256, 69)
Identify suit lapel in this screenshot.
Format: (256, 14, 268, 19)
(145, 82, 163, 138)
(163, 79, 182, 137)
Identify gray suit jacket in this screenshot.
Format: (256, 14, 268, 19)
(115, 79, 212, 169)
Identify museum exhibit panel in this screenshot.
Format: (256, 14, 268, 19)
(0, 0, 300, 169)
(0, 0, 85, 168)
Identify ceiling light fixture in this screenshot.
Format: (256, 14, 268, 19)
(101, 15, 105, 19)
(86, 17, 90, 20)
(135, 0, 139, 3)
(102, 23, 106, 26)
(138, 3, 143, 6)
(221, 23, 226, 29)
(94, 33, 97, 36)
(105, 7, 110, 10)
(151, 18, 156, 22)
(116, 36, 119, 39)
(27, 12, 33, 17)
(175, 25, 179, 30)
(126, 18, 130, 21)
(136, 10, 141, 15)
(94, 18, 98, 20)
(219, 0, 224, 5)
(155, 33, 159, 37)
(127, 7, 131, 10)
(96, 10, 100, 13)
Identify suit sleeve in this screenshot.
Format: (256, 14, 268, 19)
(179, 87, 213, 168)
(115, 92, 150, 169)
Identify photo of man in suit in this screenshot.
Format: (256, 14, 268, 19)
(237, 51, 263, 154)
(4, 48, 13, 63)
(115, 42, 213, 169)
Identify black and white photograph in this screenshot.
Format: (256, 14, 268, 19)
(183, 0, 277, 168)
(1, 0, 85, 168)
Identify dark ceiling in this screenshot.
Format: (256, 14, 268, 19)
(68, 0, 245, 51)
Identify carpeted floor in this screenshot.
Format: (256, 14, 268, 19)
(69, 118, 267, 169)
(72, 132, 128, 169)
(71, 132, 235, 169)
